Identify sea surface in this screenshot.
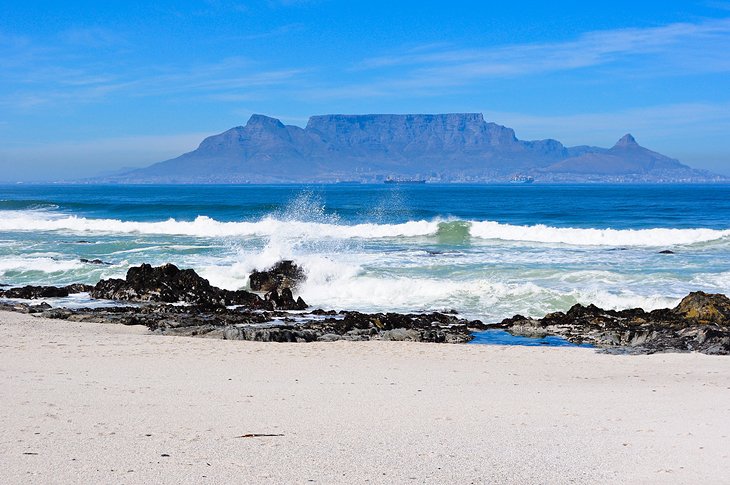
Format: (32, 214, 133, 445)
(1, 184, 729, 323)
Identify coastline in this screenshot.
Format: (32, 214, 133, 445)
(3, 260, 728, 353)
(1, 311, 729, 484)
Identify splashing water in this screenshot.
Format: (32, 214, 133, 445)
(0, 183, 729, 321)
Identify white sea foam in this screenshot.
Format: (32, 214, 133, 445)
(296, 269, 684, 318)
(1, 210, 728, 247)
(0, 211, 437, 239)
(195, 244, 687, 320)
(0, 256, 84, 274)
(468, 221, 730, 247)
(690, 271, 730, 291)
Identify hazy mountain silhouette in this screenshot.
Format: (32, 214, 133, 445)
(98, 114, 724, 183)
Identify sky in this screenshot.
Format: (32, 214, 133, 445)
(1, 0, 730, 181)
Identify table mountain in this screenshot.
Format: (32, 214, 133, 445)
(98, 113, 724, 183)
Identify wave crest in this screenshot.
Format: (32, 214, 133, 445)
(0, 210, 728, 247)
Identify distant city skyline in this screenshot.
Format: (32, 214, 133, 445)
(2, 1, 730, 181)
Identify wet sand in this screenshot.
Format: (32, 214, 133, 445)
(1, 310, 729, 484)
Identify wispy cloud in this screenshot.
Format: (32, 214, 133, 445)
(342, 17, 730, 96)
(0, 30, 309, 110)
(361, 17, 730, 72)
(706, 1, 730, 11)
(483, 102, 730, 143)
(58, 27, 129, 48)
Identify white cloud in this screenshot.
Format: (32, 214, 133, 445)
(350, 17, 730, 91)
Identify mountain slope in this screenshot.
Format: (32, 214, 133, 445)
(101, 114, 724, 183)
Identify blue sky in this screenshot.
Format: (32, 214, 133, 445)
(1, 0, 730, 180)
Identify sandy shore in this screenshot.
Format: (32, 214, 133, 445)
(1, 311, 729, 484)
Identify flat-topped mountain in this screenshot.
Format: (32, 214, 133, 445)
(100, 113, 724, 183)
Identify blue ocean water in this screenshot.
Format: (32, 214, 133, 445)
(469, 330, 593, 347)
(1, 184, 729, 323)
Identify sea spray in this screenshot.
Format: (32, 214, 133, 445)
(1, 184, 729, 321)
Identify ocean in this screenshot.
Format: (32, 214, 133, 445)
(1, 184, 729, 322)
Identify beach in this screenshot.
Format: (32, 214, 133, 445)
(1, 311, 728, 484)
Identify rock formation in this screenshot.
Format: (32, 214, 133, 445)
(0, 300, 484, 344)
(0, 284, 94, 299)
(90, 263, 305, 310)
(497, 292, 730, 354)
(249, 260, 305, 292)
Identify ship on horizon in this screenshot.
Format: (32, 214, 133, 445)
(384, 177, 427, 184)
(509, 174, 535, 184)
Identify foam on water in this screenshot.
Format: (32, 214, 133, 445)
(1, 210, 728, 247)
(468, 221, 730, 246)
(0, 256, 84, 274)
(195, 242, 686, 321)
(1, 184, 728, 320)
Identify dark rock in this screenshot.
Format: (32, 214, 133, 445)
(497, 291, 730, 354)
(0, 301, 53, 313)
(223, 326, 319, 343)
(1, 285, 69, 299)
(311, 308, 337, 316)
(91, 263, 275, 310)
(381, 328, 420, 341)
(672, 291, 730, 325)
(249, 260, 305, 292)
(265, 288, 308, 310)
(223, 289, 273, 309)
(80, 258, 111, 265)
(40, 308, 74, 319)
(658, 250, 675, 254)
(64, 283, 95, 294)
(1, 295, 478, 344)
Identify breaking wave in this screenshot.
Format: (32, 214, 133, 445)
(0, 210, 728, 247)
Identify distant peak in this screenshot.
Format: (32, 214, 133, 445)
(613, 133, 638, 148)
(246, 114, 285, 128)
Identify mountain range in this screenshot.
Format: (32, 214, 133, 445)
(98, 113, 725, 183)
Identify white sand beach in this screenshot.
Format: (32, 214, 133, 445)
(1, 310, 729, 484)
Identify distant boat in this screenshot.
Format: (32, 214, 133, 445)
(509, 174, 534, 184)
(384, 177, 427, 184)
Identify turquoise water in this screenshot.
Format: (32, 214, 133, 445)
(1, 184, 729, 323)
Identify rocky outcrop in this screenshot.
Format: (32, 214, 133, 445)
(249, 260, 305, 292)
(90, 263, 298, 310)
(148, 307, 485, 343)
(0, 284, 95, 299)
(265, 288, 308, 311)
(673, 291, 730, 324)
(1, 263, 311, 311)
(91, 263, 223, 305)
(1, 286, 70, 299)
(497, 292, 730, 354)
(80, 258, 111, 265)
(0, 300, 485, 344)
